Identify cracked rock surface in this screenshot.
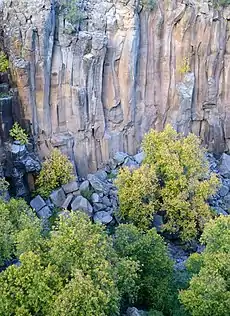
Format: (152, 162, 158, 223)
(1, 0, 230, 175)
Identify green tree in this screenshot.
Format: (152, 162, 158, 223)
(9, 122, 28, 144)
(116, 125, 219, 241)
(36, 149, 74, 198)
(115, 165, 160, 229)
(0, 198, 41, 267)
(179, 216, 230, 316)
(0, 51, 9, 73)
(114, 224, 173, 313)
(0, 212, 139, 315)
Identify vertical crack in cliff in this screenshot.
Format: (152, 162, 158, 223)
(43, 0, 56, 136)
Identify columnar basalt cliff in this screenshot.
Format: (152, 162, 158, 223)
(1, 0, 230, 175)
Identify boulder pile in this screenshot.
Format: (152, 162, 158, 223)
(30, 151, 144, 225)
(30, 150, 230, 226)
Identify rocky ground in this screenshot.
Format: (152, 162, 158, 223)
(28, 149, 230, 277)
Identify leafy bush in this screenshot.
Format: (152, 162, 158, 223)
(115, 165, 160, 229)
(114, 224, 173, 312)
(0, 198, 41, 266)
(36, 149, 74, 198)
(0, 52, 9, 73)
(116, 125, 219, 241)
(60, 0, 84, 24)
(0, 212, 139, 315)
(0, 177, 9, 199)
(9, 122, 28, 144)
(179, 216, 230, 316)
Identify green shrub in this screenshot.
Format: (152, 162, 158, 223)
(0, 178, 9, 199)
(0, 198, 42, 266)
(114, 224, 173, 312)
(116, 125, 219, 241)
(0, 212, 139, 315)
(9, 122, 28, 144)
(36, 149, 74, 198)
(0, 52, 9, 73)
(148, 310, 164, 316)
(115, 165, 160, 229)
(60, 0, 84, 24)
(179, 216, 230, 316)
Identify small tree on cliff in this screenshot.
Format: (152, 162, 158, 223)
(36, 149, 74, 198)
(115, 125, 219, 241)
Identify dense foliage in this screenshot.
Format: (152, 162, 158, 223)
(9, 122, 28, 145)
(116, 125, 219, 241)
(60, 0, 84, 24)
(115, 165, 159, 229)
(0, 212, 140, 315)
(1, 125, 228, 316)
(0, 51, 9, 73)
(114, 224, 173, 313)
(36, 149, 74, 198)
(180, 216, 230, 316)
(0, 198, 41, 266)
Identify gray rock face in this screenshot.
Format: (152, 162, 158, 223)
(214, 206, 228, 216)
(122, 157, 139, 169)
(153, 214, 163, 232)
(102, 196, 111, 207)
(94, 170, 108, 181)
(113, 152, 128, 165)
(30, 195, 46, 212)
(62, 181, 79, 194)
(37, 206, 52, 219)
(71, 195, 93, 216)
(87, 174, 109, 193)
(3, 0, 230, 176)
(91, 192, 100, 203)
(50, 188, 66, 208)
(93, 202, 105, 212)
(218, 185, 229, 197)
(5, 142, 41, 198)
(219, 154, 230, 177)
(93, 211, 113, 224)
(79, 180, 90, 193)
(62, 193, 74, 209)
(133, 151, 145, 164)
(126, 307, 145, 316)
(11, 143, 41, 173)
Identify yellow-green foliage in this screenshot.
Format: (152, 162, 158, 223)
(178, 57, 191, 74)
(116, 125, 219, 241)
(115, 165, 160, 230)
(179, 216, 230, 316)
(9, 122, 28, 145)
(0, 198, 41, 267)
(0, 212, 140, 315)
(0, 178, 9, 199)
(36, 149, 74, 198)
(0, 52, 9, 73)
